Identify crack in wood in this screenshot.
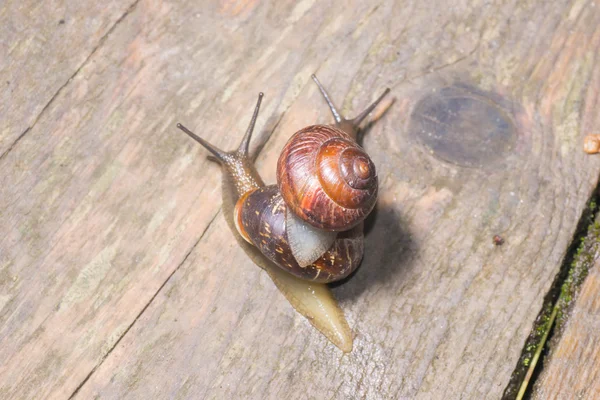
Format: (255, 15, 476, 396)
(0, 127, 30, 162)
(503, 180, 600, 399)
(66, 83, 298, 398)
(0, 0, 141, 162)
(68, 211, 221, 399)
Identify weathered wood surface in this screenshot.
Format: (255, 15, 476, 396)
(0, 0, 138, 158)
(533, 255, 600, 399)
(1, 0, 600, 399)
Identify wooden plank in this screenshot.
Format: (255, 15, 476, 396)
(533, 244, 600, 399)
(0, 0, 341, 398)
(1, 0, 600, 399)
(0, 0, 137, 157)
(76, 0, 600, 398)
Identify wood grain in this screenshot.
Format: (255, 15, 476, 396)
(533, 253, 600, 399)
(1, 0, 600, 399)
(0, 0, 138, 157)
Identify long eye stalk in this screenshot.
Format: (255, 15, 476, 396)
(176, 92, 264, 162)
(311, 74, 390, 140)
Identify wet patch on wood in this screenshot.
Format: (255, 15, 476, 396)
(410, 84, 517, 169)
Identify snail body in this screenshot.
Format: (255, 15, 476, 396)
(176, 75, 389, 352)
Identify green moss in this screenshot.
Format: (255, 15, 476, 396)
(554, 218, 600, 330)
(504, 194, 600, 399)
(589, 199, 597, 212)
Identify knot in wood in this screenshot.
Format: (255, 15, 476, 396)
(410, 85, 516, 168)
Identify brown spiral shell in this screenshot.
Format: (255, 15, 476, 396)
(276, 125, 378, 231)
(235, 185, 364, 282)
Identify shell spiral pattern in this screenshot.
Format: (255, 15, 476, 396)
(277, 125, 378, 231)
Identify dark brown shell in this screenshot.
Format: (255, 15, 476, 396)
(235, 185, 363, 283)
(276, 125, 377, 231)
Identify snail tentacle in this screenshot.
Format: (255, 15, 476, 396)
(350, 87, 391, 127)
(237, 92, 264, 158)
(176, 92, 264, 164)
(176, 123, 228, 162)
(311, 74, 390, 141)
(311, 74, 343, 124)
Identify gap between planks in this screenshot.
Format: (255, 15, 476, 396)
(503, 177, 600, 399)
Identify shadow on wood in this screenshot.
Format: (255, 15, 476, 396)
(332, 203, 416, 302)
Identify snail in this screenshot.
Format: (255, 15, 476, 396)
(233, 122, 377, 282)
(176, 75, 389, 352)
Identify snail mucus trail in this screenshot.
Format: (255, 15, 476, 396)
(176, 75, 390, 352)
